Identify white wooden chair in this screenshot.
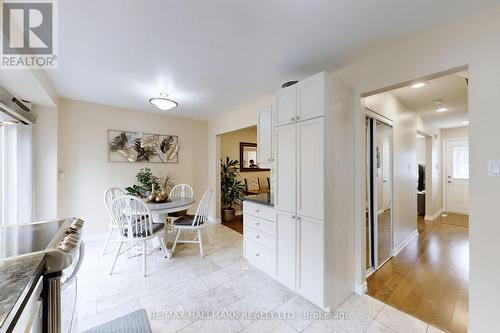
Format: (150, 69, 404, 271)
(109, 195, 166, 277)
(169, 184, 194, 200)
(171, 189, 213, 258)
(102, 187, 126, 256)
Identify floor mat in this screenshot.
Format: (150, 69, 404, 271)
(82, 309, 152, 333)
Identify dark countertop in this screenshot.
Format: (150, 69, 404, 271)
(242, 193, 274, 207)
(0, 253, 45, 331)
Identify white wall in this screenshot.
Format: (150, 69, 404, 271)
(32, 105, 58, 221)
(416, 136, 426, 165)
(332, 7, 500, 331)
(441, 126, 469, 139)
(58, 99, 208, 236)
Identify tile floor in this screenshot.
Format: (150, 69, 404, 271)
(77, 224, 446, 333)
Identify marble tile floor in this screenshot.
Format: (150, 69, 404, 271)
(77, 224, 446, 333)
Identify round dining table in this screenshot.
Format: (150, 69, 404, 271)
(144, 197, 195, 258)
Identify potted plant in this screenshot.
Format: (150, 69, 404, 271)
(220, 157, 245, 222)
(125, 167, 160, 198)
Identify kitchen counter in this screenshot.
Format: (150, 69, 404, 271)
(0, 253, 45, 332)
(242, 193, 274, 207)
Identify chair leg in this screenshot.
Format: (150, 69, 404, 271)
(102, 227, 114, 256)
(197, 229, 204, 258)
(143, 240, 147, 277)
(171, 229, 181, 255)
(109, 241, 123, 275)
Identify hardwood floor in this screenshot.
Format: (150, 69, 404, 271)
(221, 214, 243, 234)
(367, 213, 469, 333)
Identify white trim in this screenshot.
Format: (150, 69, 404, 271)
(365, 267, 375, 278)
(208, 217, 221, 224)
(391, 229, 418, 257)
(424, 208, 443, 221)
(354, 282, 367, 295)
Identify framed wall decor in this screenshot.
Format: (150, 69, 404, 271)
(107, 129, 179, 163)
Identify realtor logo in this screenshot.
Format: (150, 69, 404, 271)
(1, 0, 58, 68)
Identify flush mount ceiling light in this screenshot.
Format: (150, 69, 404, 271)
(436, 107, 449, 112)
(149, 92, 178, 111)
(462, 120, 470, 125)
(410, 82, 428, 89)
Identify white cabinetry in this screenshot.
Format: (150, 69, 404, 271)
(297, 72, 325, 121)
(274, 85, 297, 127)
(274, 124, 296, 213)
(257, 106, 273, 168)
(276, 211, 296, 289)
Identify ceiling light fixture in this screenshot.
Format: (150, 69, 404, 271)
(462, 120, 470, 125)
(149, 92, 178, 111)
(436, 107, 449, 112)
(410, 82, 427, 89)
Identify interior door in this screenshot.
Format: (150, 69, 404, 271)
(274, 85, 297, 127)
(275, 124, 296, 213)
(445, 139, 469, 214)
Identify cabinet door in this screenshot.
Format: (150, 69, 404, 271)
(274, 85, 297, 127)
(297, 117, 324, 219)
(296, 72, 325, 122)
(276, 211, 296, 289)
(297, 216, 324, 307)
(275, 124, 296, 213)
(257, 106, 273, 167)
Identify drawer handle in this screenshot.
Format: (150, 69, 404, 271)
(256, 235, 260, 239)
(256, 253, 260, 257)
(255, 209, 260, 213)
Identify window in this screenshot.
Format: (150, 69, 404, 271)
(453, 146, 469, 179)
(0, 124, 33, 226)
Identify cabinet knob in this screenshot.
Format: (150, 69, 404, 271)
(291, 215, 296, 219)
(297, 216, 301, 221)
(256, 235, 260, 239)
(291, 117, 295, 121)
(255, 209, 260, 213)
(256, 253, 260, 257)
(296, 116, 300, 120)
(256, 222, 260, 226)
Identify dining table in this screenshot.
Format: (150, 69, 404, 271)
(143, 197, 195, 258)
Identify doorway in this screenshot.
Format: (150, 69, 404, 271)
(365, 115, 393, 273)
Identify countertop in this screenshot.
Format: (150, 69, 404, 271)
(242, 193, 274, 207)
(0, 253, 45, 331)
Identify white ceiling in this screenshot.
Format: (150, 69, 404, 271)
(45, 0, 496, 120)
(390, 73, 468, 129)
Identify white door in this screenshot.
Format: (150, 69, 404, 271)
(296, 72, 325, 122)
(382, 141, 392, 210)
(257, 106, 273, 167)
(297, 117, 324, 220)
(276, 211, 296, 289)
(274, 85, 297, 127)
(275, 124, 296, 213)
(296, 215, 324, 307)
(445, 139, 469, 214)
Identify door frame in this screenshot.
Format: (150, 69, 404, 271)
(365, 109, 395, 274)
(442, 137, 469, 214)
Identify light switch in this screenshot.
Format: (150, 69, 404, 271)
(487, 160, 500, 177)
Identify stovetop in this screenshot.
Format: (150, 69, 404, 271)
(0, 219, 66, 260)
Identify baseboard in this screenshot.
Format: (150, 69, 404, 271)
(236, 210, 243, 216)
(208, 217, 221, 224)
(354, 282, 367, 295)
(391, 229, 418, 257)
(377, 208, 385, 214)
(424, 208, 443, 221)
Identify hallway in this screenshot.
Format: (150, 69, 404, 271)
(367, 214, 469, 333)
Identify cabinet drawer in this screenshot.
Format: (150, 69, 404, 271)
(244, 214, 275, 236)
(245, 238, 276, 275)
(244, 225, 276, 250)
(243, 202, 276, 222)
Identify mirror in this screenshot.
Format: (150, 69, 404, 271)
(239, 142, 269, 172)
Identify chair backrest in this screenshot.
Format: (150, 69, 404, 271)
(192, 189, 213, 226)
(169, 184, 194, 199)
(104, 187, 126, 221)
(110, 195, 153, 239)
(245, 178, 260, 191)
